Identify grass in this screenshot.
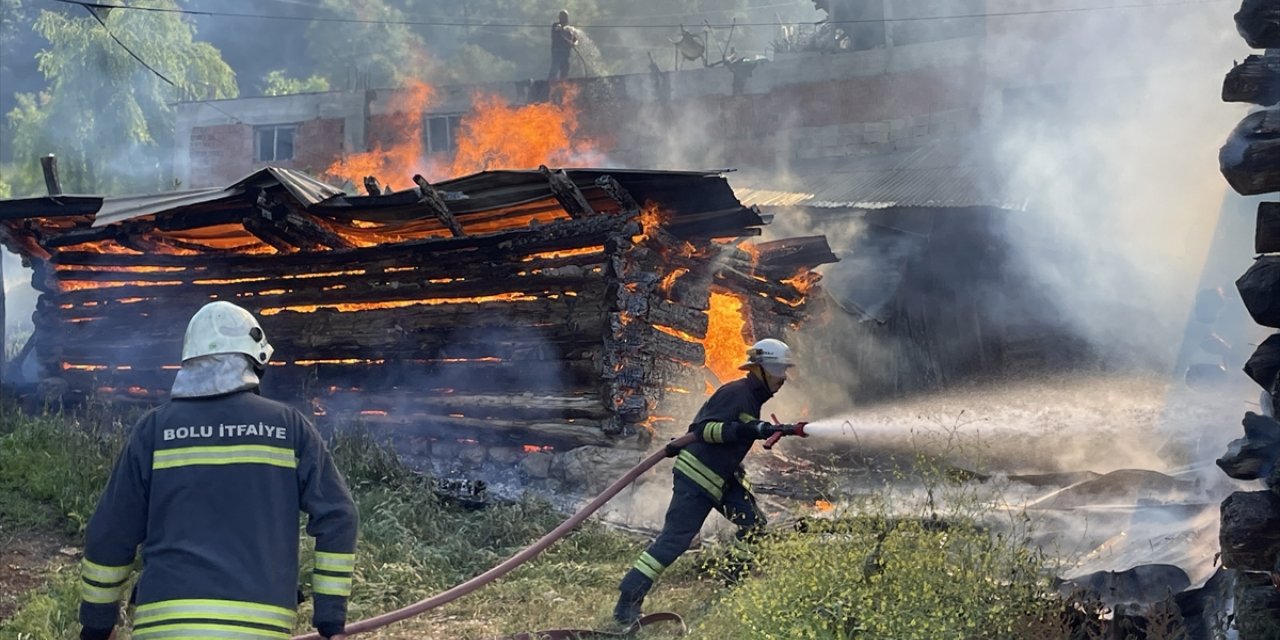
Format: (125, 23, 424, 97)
(0, 401, 1142, 640)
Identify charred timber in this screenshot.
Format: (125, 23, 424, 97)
(1237, 256, 1280, 327)
(363, 176, 383, 197)
(413, 174, 465, 237)
(49, 214, 630, 269)
(540, 166, 596, 219)
(1234, 572, 1280, 640)
(1225, 54, 1280, 106)
(1236, 0, 1280, 49)
(1221, 108, 1280, 195)
(1220, 490, 1280, 570)
(1257, 202, 1280, 253)
(595, 175, 641, 214)
(1217, 412, 1280, 487)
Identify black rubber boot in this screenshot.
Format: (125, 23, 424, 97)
(613, 570, 653, 628)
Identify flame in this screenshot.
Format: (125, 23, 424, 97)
(522, 246, 604, 262)
(449, 86, 598, 176)
(815, 500, 835, 513)
(259, 292, 541, 316)
(660, 267, 689, 297)
(704, 291, 751, 383)
(326, 82, 433, 190)
(704, 380, 717, 395)
(360, 410, 389, 416)
(522, 444, 554, 453)
(783, 269, 822, 296)
(653, 324, 700, 344)
(325, 81, 602, 189)
(632, 202, 668, 244)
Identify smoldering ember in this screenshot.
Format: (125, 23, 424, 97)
(1, 1, 1279, 639)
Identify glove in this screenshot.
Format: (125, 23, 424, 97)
(80, 627, 114, 640)
(664, 440, 682, 458)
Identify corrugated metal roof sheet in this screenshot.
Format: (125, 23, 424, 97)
(731, 138, 1029, 212)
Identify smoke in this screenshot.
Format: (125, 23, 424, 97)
(987, 1, 1249, 373)
(2, 246, 34, 339)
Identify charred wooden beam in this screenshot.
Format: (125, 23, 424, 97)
(1234, 572, 1280, 640)
(1220, 490, 1280, 571)
(413, 174, 465, 237)
(363, 176, 382, 197)
(541, 166, 596, 219)
(1236, 0, 1280, 49)
(595, 174, 641, 214)
(242, 216, 299, 253)
(281, 211, 354, 250)
(1258, 202, 1280, 253)
(51, 214, 629, 268)
(1245, 335, 1280, 390)
(41, 155, 62, 196)
(1221, 108, 1280, 195)
(1225, 53, 1280, 106)
(1238, 256, 1280, 327)
(1217, 412, 1280, 485)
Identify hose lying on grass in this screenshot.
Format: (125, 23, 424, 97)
(292, 433, 699, 640)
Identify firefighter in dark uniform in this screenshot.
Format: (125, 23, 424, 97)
(613, 338, 806, 626)
(78, 301, 359, 640)
(549, 9, 577, 80)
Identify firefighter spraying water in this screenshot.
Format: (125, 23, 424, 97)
(612, 338, 808, 628)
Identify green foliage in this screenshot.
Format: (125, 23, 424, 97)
(5, 1, 236, 194)
(305, 0, 428, 89)
(0, 402, 128, 534)
(261, 70, 330, 96)
(693, 514, 1055, 639)
(0, 565, 82, 640)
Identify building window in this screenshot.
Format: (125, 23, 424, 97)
(255, 124, 296, 162)
(424, 114, 463, 153)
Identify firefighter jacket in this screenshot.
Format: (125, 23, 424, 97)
(78, 390, 359, 639)
(674, 373, 774, 502)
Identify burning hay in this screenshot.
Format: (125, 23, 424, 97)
(0, 166, 835, 452)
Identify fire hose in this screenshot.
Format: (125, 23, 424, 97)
(291, 433, 699, 640)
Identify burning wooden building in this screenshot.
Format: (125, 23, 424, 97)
(0, 166, 835, 452)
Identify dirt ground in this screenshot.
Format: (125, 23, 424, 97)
(0, 530, 75, 621)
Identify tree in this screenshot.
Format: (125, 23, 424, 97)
(305, 0, 428, 89)
(261, 70, 330, 96)
(5, 1, 236, 194)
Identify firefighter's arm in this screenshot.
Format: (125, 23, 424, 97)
(297, 414, 359, 639)
(79, 416, 153, 638)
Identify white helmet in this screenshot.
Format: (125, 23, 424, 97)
(739, 338, 794, 377)
(181, 301, 274, 366)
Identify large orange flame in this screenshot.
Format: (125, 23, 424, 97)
(704, 291, 751, 383)
(449, 87, 599, 176)
(326, 82, 433, 190)
(324, 81, 602, 190)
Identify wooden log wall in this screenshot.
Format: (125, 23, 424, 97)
(4, 171, 837, 453)
(33, 217, 625, 448)
(1219, 4, 1280, 636)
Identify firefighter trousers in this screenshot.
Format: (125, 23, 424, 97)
(619, 473, 765, 596)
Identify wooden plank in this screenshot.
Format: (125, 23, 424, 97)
(1257, 202, 1280, 253)
(1225, 53, 1280, 106)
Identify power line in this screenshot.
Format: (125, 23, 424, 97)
(79, 4, 243, 123)
(52, 0, 1229, 30)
